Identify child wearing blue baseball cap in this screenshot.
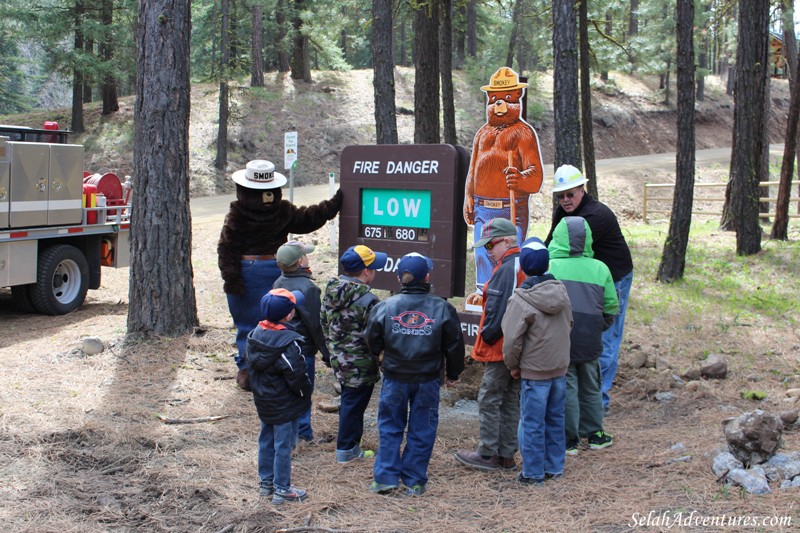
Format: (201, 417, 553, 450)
(321, 245, 388, 464)
(365, 253, 465, 496)
(501, 237, 573, 485)
(246, 288, 311, 504)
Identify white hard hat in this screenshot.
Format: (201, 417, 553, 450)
(552, 164, 588, 193)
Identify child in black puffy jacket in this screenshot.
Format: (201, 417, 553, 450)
(246, 288, 311, 505)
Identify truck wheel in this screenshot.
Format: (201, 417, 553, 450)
(10, 284, 37, 314)
(31, 244, 90, 315)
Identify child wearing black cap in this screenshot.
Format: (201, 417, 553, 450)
(321, 245, 388, 463)
(501, 237, 573, 485)
(246, 288, 312, 504)
(365, 253, 465, 496)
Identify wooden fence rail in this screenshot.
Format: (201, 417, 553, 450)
(642, 180, 800, 223)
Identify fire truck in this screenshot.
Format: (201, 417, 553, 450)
(0, 123, 131, 315)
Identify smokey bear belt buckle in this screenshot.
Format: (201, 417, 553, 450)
(484, 200, 504, 209)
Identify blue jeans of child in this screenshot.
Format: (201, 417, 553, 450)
(336, 383, 375, 458)
(297, 354, 316, 440)
(517, 376, 566, 481)
(258, 418, 299, 491)
(373, 377, 440, 488)
(226, 258, 281, 369)
(600, 270, 633, 409)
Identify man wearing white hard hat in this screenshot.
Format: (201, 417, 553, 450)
(545, 164, 633, 414)
(218, 160, 343, 390)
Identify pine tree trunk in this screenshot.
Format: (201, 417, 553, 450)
(772, 34, 800, 239)
(579, 0, 598, 199)
(505, 0, 522, 69)
(658, 0, 695, 283)
(130, 0, 198, 336)
(291, 0, 311, 82)
(441, 0, 457, 145)
(100, 0, 119, 115)
(251, 6, 264, 87)
(552, 0, 581, 169)
(71, 0, 85, 133)
(467, 0, 477, 58)
(372, 0, 398, 144)
(215, 0, 230, 171)
(730, 0, 769, 255)
(413, 2, 440, 144)
(276, 0, 290, 72)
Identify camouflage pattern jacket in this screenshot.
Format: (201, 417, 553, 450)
(321, 275, 381, 388)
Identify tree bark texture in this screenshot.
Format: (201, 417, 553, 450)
(215, 0, 230, 171)
(441, 0, 457, 145)
(291, 0, 311, 82)
(771, 49, 800, 239)
(578, 0, 597, 199)
(467, 0, 477, 58)
(276, 0, 290, 72)
(730, 0, 769, 255)
(658, 0, 695, 283)
(251, 6, 264, 87)
(100, 0, 119, 115)
(505, 0, 522, 69)
(413, 1, 440, 144)
(781, 0, 800, 214)
(71, 0, 85, 133)
(628, 0, 639, 36)
(371, 0, 398, 144)
(552, 0, 581, 170)
(130, 0, 198, 336)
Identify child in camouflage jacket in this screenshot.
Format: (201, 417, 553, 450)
(321, 245, 387, 463)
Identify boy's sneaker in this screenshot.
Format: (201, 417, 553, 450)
(404, 484, 426, 496)
(588, 431, 614, 450)
(369, 481, 399, 494)
(566, 438, 580, 456)
(545, 473, 564, 481)
(271, 486, 308, 504)
(336, 448, 375, 463)
(516, 473, 544, 486)
(259, 484, 274, 497)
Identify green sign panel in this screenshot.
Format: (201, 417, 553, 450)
(361, 188, 431, 228)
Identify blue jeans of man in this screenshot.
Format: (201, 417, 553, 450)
(226, 258, 281, 369)
(517, 376, 566, 481)
(258, 417, 298, 491)
(471, 196, 528, 291)
(373, 377, 440, 488)
(297, 354, 316, 440)
(600, 270, 633, 409)
(337, 383, 375, 456)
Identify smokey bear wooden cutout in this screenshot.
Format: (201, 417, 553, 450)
(463, 67, 544, 310)
(218, 160, 342, 389)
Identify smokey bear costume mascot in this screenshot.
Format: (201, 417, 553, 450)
(218, 160, 342, 389)
(463, 67, 544, 310)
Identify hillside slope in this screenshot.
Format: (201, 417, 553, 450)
(1, 68, 791, 196)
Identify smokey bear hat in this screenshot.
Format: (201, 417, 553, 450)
(232, 160, 287, 190)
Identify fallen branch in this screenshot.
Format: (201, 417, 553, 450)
(156, 414, 229, 425)
(275, 526, 350, 533)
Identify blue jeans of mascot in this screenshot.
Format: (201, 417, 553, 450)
(226, 258, 281, 370)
